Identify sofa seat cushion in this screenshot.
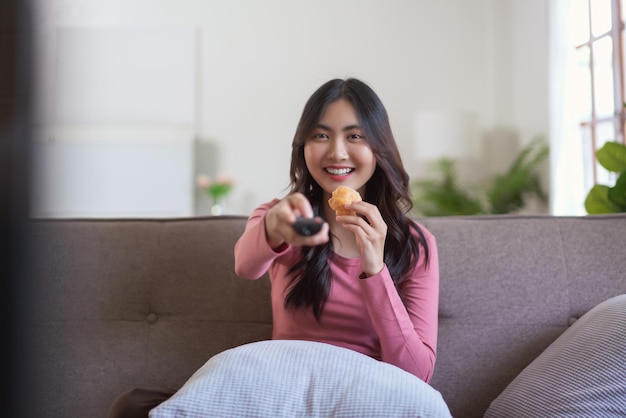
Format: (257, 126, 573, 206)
(149, 339, 451, 418)
(484, 294, 626, 417)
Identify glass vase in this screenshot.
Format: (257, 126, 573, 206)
(210, 197, 225, 216)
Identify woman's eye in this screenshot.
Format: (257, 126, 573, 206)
(312, 133, 329, 140)
(348, 134, 363, 141)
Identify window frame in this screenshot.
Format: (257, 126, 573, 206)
(576, 0, 625, 185)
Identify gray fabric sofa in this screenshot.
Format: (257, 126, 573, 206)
(28, 214, 626, 418)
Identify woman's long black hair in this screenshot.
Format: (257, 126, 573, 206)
(285, 78, 430, 320)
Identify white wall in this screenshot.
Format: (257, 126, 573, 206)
(31, 0, 551, 217)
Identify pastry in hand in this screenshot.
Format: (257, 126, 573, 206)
(328, 186, 362, 216)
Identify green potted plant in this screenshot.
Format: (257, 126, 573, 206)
(485, 137, 549, 214)
(411, 137, 549, 216)
(411, 158, 485, 216)
(584, 141, 626, 214)
(196, 174, 235, 216)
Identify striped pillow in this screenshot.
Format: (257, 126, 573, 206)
(485, 294, 626, 418)
(149, 340, 452, 418)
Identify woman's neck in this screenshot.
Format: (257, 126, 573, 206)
(323, 203, 360, 258)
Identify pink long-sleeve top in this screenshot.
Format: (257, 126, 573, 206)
(233, 200, 440, 383)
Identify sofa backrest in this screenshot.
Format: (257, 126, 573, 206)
(27, 214, 626, 418)
(29, 217, 273, 418)
(421, 214, 626, 417)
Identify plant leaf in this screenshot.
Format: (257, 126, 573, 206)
(607, 171, 626, 209)
(411, 158, 484, 216)
(486, 137, 549, 214)
(584, 184, 622, 214)
(596, 141, 626, 173)
(411, 137, 549, 216)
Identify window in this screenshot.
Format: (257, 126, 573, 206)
(574, 0, 625, 188)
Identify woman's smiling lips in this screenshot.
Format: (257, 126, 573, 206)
(325, 166, 354, 180)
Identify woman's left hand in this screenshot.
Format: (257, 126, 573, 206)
(338, 201, 387, 276)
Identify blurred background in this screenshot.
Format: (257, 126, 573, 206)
(26, 1, 604, 218)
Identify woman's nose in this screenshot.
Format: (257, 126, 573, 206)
(328, 138, 348, 160)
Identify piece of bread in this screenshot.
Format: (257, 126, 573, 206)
(328, 186, 362, 216)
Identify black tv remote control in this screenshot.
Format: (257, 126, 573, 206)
(292, 217, 323, 236)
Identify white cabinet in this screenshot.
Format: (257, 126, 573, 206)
(31, 26, 199, 218)
(31, 125, 195, 218)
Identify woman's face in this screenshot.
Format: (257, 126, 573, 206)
(304, 98, 377, 199)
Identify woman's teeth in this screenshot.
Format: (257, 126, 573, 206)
(326, 168, 352, 175)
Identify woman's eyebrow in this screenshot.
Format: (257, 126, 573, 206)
(342, 124, 360, 132)
(315, 123, 361, 131)
(315, 123, 331, 131)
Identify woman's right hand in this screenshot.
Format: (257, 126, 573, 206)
(264, 193, 329, 249)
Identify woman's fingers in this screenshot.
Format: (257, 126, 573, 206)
(265, 193, 329, 248)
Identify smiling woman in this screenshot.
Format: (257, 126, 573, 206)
(108, 78, 445, 417)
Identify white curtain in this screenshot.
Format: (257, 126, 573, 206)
(549, 0, 587, 215)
